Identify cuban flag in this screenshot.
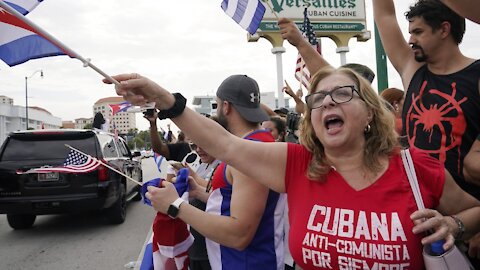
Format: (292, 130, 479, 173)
(153, 152, 164, 173)
(0, 0, 68, 66)
(140, 168, 194, 270)
(109, 101, 132, 115)
(221, 0, 265, 34)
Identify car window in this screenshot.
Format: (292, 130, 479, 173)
(0, 133, 98, 161)
(117, 139, 130, 157)
(97, 134, 119, 158)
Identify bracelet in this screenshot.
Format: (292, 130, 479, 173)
(449, 215, 465, 239)
(157, 93, 187, 120)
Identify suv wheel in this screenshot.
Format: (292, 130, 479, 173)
(108, 183, 126, 224)
(7, 214, 36, 229)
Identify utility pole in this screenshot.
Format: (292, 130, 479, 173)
(374, 24, 388, 92)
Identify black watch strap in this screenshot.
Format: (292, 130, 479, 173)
(450, 215, 465, 239)
(158, 93, 186, 120)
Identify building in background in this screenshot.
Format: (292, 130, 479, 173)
(0, 95, 62, 144)
(93, 97, 136, 134)
(62, 121, 75, 129)
(0, 95, 13, 105)
(74, 117, 92, 129)
(192, 95, 216, 116)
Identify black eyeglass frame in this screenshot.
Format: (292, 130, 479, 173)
(305, 85, 362, 109)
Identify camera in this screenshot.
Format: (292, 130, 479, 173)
(210, 100, 218, 116)
(143, 108, 155, 117)
(285, 112, 301, 143)
(286, 112, 301, 132)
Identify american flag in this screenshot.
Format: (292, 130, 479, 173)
(221, 0, 265, 34)
(295, 8, 321, 89)
(18, 150, 101, 174)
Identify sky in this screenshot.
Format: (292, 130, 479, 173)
(0, 0, 479, 132)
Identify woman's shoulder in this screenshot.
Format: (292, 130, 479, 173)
(408, 148, 443, 169)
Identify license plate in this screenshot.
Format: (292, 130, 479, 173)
(38, 172, 59, 182)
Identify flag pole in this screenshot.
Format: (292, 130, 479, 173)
(65, 144, 143, 186)
(0, 0, 120, 86)
(261, 0, 279, 19)
(299, 62, 304, 90)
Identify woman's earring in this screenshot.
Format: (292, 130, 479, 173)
(364, 124, 371, 133)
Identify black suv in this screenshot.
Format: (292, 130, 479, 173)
(0, 129, 143, 229)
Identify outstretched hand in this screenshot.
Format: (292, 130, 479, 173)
(103, 73, 175, 110)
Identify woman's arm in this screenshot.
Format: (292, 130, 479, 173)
(464, 138, 480, 185)
(436, 170, 480, 240)
(106, 74, 289, 193)
(411, 170, 480, 251)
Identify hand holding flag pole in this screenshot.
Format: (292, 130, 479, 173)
(0, 0, 120, 86)
(64, 144, 143, 186)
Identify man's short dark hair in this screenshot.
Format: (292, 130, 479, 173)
(405, 0, 465, 44)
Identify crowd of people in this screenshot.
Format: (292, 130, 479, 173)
(105, 0, 480, 269)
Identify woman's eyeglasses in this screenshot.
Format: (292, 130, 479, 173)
(305, 85, 361, 109)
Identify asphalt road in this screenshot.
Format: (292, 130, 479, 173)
(0, 157, 166, 270)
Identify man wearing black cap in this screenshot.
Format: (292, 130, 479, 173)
(205, 75, 286, 269)
(133, 74, 286, 270)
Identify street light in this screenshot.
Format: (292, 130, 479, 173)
(25, 70, 43, 130)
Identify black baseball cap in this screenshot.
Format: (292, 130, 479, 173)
(216, 75, 269, 123)
(341, 63, 375, 84)
(274, 107, 289, 116)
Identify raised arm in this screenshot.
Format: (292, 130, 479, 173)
(144, 111, 171, 159)
(278, 18, 331, 75)
(372, 0, 420, 86)
(105, 73, 288, 193)
(464, 137, 480, 185)
(441, 0, 480, 24)
(283, 80, 305, 114)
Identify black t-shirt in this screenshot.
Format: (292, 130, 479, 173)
(402, 60, 480, 198)
(166, 142, 191, 162)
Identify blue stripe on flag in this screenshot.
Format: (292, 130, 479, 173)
(0, 35, 67, 67)
(139, 241, 154, 270)
(153, 153, 164, 173)
(246, 1, 265, 34)
(221, 0, 265, 34)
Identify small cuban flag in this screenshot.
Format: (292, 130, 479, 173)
(221, 0, 266, 34)
(109, 101, 132, 115)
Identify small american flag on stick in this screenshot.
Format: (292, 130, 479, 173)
(18, 150, 101, 174)
(295, 7, 321, 89)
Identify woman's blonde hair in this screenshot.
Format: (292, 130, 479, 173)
(299, 67, 399, 180)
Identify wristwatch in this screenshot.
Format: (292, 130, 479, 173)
(167, 198, 184, 219)
(450, 215, 465, 239)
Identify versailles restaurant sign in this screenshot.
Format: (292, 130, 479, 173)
(260, 0, 367, 33)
